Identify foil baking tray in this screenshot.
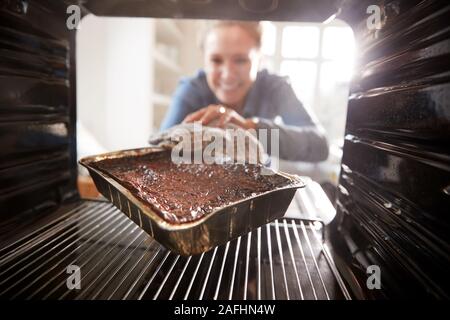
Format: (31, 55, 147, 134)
(79, 147, 305, 256)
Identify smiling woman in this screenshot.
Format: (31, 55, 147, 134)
(160, 20, 329, 162)
(202, 21, 261, 111)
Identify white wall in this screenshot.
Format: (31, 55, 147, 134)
(76, 15, 153, 157)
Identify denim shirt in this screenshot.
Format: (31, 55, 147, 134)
(160, 69, 328, 162)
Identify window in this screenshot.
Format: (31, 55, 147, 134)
(282, 26, 320, 59)
(261, 20, 355, 147)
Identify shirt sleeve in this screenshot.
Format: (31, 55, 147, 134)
(256, 79, 329, 162)
(159, 79, 199, 131)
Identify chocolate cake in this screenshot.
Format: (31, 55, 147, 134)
(93, 151, 291, 224)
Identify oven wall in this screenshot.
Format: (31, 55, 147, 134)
(2, 0, 448, 300)
(331, 0, 450, 299)
(0, 1, 78, 218)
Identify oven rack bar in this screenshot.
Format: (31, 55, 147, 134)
(0, 200, 350, 300)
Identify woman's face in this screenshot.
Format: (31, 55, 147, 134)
(204, 25, 260, 109)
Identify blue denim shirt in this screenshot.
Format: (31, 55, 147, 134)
(160, 69, 328, 162)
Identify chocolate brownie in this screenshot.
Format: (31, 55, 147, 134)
(93, 151, 291, 224)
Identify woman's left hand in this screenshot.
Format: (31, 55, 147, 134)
(183, 104, 256, 130)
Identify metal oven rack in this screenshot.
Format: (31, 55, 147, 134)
(0, 186, 350, 300)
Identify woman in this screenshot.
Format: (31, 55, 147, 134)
(160, 20, 329, 162)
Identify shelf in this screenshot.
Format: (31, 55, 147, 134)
(152, 93, 172, 106)
(155, 19, 183, 43)
(154, 50, 182, 74)
(151, 19, 183, 132)
(153, 95, 171, 106)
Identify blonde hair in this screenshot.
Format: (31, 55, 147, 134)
(200, 20, 262, 50)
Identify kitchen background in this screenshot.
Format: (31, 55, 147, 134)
(76, 16, 355, 200)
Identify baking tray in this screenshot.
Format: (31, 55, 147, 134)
(79, 147, 305, 256)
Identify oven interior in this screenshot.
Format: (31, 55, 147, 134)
(0, 0, 449, 299)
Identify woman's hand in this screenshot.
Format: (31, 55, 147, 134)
(183, 105, 256, 130)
